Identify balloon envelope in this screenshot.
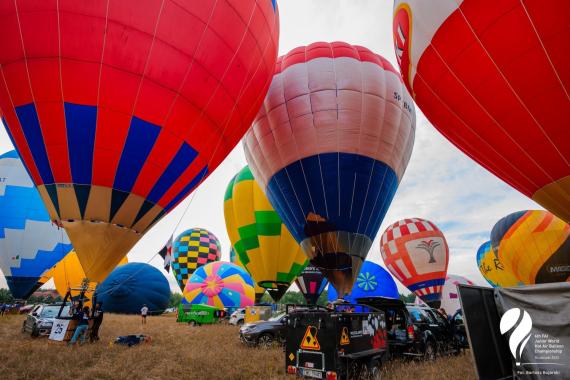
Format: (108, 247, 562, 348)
(230, 247, 266, 303)
(184, 262, 255, 309)
(224, 166, 307, 301)
(0, 1, 279, 283)
(0, 150, 72, 299)
(244, 42, 416, 296)
(296, 265, 328, 305)
(490, 210, 570, 284)
(393, 1, 570, 222)
(328, 261, 398, 303)
(172, 228, 221, 292)
(95, 263, 170, 314)
(380, 218, 449, 307)
(439, 274, 474, 316)
(476, 241, 521, 288)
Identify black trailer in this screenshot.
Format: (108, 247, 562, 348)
(285, 304, 388, 380)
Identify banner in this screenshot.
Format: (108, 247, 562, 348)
(48, 319, 70, 341)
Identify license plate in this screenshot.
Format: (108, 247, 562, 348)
(301, 368, 322, 379)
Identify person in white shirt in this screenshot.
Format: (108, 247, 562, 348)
(141, 304, 149, 325)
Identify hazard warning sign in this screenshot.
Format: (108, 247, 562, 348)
(300, 325, 320, 350)
(340, 327, 350, 345)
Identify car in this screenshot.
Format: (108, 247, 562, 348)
(229, 308, 246, 326)
(22, 303, 71, 337)
(239, 312, 288, 347)
(357, 297, 459, 360)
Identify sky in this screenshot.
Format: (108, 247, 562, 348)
(0, 1, 540, 295)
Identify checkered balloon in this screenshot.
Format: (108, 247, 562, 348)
(171, 228, 221, 291)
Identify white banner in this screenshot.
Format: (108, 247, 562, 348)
(49, 319, 70, 341)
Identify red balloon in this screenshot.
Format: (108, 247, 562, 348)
(393, 0, 570, 223)
(0, 1, 279, 282)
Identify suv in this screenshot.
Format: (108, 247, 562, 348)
(357, 297, 459, 360)
(22, 303, 71, 337)
(229, 308, 246, 325)
(239, 312, 288, 347)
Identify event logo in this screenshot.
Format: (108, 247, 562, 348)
(500, 308, 533, 366)
(357, 272, 378, 291)
(416, 239, 441, 263)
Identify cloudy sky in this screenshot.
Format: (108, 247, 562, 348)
(0, 1, 540, 294)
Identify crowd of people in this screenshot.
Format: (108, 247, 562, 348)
(67, 301, 105, 346)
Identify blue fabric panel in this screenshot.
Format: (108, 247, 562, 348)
(407, 278, 446, 292)
(266, 152, 399, 243)
(164, 165, 208, 211)
(14, 104, 54, 184)
(147, 143, 197, 204)
(64, 103, 97, 184)
(5, 276, 40, 299)
(114, 117, 161, 193)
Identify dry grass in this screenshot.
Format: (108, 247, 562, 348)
(0, 313, 476, 379)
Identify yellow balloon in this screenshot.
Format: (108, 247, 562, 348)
(230, 247, 266, 302)
(476, 241, 521, 287)
(491, 210, 570, 285)
(224, 166, 308, 302)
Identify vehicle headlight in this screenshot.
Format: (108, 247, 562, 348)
(39, 321, 53, 327)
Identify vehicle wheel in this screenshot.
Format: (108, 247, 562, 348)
(424, 341, 436, 361)
(31, 325, 40, 338)
(188, 320, 197, 327)
(237, 319, 244, 326)
(347, 360, 363, 380)
(367, 359, 382, 380)
(21, 321, 26, 333)
(257, 333, 273, 348)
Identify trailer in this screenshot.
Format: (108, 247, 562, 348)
(285, 304, 388, 380)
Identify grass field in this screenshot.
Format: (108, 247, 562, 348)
(0, 313, 476, 379)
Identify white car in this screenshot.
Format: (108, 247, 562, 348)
(229, 308, 246, 326)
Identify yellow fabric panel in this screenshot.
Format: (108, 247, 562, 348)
(84, 185, 112, 222)
(57, 185, 82, 220)
(479, 249, 520, 287)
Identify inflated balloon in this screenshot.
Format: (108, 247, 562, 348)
(0, 1, 279, 283)
(491, 210, 570, 284)
(224, 166, 307, 301)
(328, 261, 399, 303)
(51, 250, 128, 299)
(230, 247, 265, 303)
(380, 218, 449, 307)
(184, 262, 255, 309)
(295, 265, 328, 305)
(0, 150, 72, 299)
(244, 42, 416, 296)
(95, 263, 170, 315)
(439, 275, 474, 316)
(171, 228, 221, 292)
(476, 241, 521, 288)
(393, 1, 570, 223)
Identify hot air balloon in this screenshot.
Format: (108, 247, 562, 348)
(230, 247, 266, 303)
(328, 261, 399, 303)
(183, 262, 255, 309)
(439, 275, 474, 316)
(295, 265, 328, 305)
(0, 150, 72, 299)
(51, 250, 128, 301)
(224, 166, 308, 301)
(393, 1, 570, 223)
(0, 1, 279, 283)
(476, 241, 521, 288)
(171, 228, 221, 292)
(243, 42, 416, 296)
(380, 218, 449, 307)
(490, 210, 570, 284)
(95, 263, 170, 315)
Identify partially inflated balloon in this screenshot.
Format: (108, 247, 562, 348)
(380, 218, 449, 307)
(244, 42, 416, 296)
(51, 250, 128, 300)
(0, 1, 279, 283)
(230, 247, 265, 303)
(295, 265, 328, 305)
(172, 229, 221, 292)
(491, 210, 570, 284)
(224, 166, 307, 301)
(0, 150, 72, 299)
(439, 275, 474, 316)
(184, 262, 255, 309)
(393, 1, 570, 222)
(328, 261, 399, 303)
(476, 241, 521, 287)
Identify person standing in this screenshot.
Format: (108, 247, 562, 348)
(90, 302, 104, 342)
(141, 304, 149, 325)
(0, 303, 6, 316)
(69, 306, 90, 346)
